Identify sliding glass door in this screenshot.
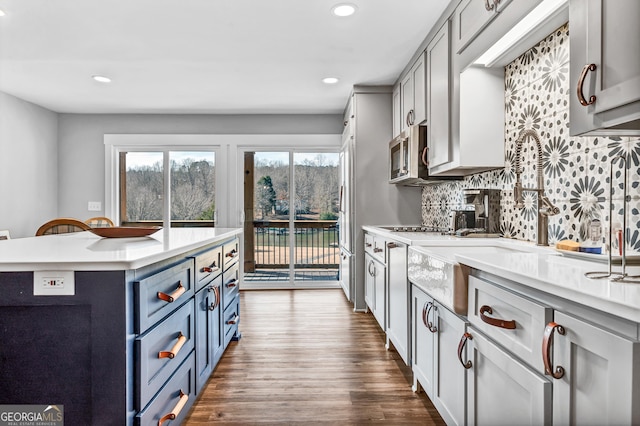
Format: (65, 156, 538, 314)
(244, 151, 339, 286)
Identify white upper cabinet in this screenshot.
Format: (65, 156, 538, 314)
(426, 21, 452, 170)
(455, 0, 546, 70)
(569, 0, 640, 136)
(426, 15, 505, 177)
(454, 0, 502, 53)
(400, 52, 427, 134)
(392, 83, 402, 138)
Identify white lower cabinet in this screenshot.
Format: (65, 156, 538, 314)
(365, 252, 385, 330)
(462, 326, 552, 426)
(412, 284, 467, 426)
(548, 311, 640, 425)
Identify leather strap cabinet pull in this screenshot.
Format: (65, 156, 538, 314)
(479, 305, 516, 329)
(226, 279, 238, 288)
(458, 332, 473, 369)
(226, 314, 240, 325)
(577, 63, 597, 106)
(542, 322, 566, 379)
(226, 249, 238, 258)
(158, 390, 189, 426)
(158, 333, 187, 359)
(202, 264, 219, 273)
(157, 282, 186, 303)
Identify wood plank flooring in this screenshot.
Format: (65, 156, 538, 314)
(184, 289, 445, 425)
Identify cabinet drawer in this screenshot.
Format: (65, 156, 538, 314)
(222, 238, 239, 271)
(135, 259, 194, 334)
(222, 262, 240, 310)
(364, 233, 386, 264)
(135, 352, 196, 426)
(136, 299, 195, 411)
(223, 296, 240, 349)
(194, 246, 222, 292)
(364, 233, 375, 255)
(468, 276, 552, 371)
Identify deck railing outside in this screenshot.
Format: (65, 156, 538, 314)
(251, 220, 339, 269)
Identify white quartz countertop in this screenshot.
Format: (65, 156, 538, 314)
(0, 228, 242, 271)
(455, 248, 640, 323)
(365, 226, 640, 322)
(362, 225, 483, 246)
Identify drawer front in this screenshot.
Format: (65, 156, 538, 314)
(222, 238, 240, 271)
(364, 233, 375, 255)
(222, 262, 240, 310)
(194, 246, 222, 292)
(136, 299, 195, 411)
(468, 276, 552, 371)
(372, 235, 386, 264)
(223, 297, 240, 349)
(135, 259, 194, 334)
(135, 352, 196, 426)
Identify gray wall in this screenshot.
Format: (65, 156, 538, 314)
(0, 92, 58, 238)
(57, 114, 343, 221)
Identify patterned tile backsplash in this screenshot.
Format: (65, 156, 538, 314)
(421, 23, 640, 253)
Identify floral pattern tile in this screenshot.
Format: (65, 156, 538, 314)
(421, 23, 640, 253)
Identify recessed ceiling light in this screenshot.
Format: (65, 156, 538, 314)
(322, 77, 339, 84)
(331, 4, 357, 17)
(92, 75, 112, 83)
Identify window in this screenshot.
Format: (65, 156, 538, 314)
(119, 150, 216, 227)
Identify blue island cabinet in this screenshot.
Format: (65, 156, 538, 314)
(0, 233, 242, 426)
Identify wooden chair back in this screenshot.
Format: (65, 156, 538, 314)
(85, 216, 115, 228)
(36, 218, 92, 236)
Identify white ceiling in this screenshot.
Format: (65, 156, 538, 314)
(0, 0, 451, 114)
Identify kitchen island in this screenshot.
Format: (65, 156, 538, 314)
(0, 228, 242, 426)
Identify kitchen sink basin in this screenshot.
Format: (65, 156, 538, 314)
(407, 243, 552, 315)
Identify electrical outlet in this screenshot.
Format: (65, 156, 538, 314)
(34, 271, 75, 296)
(88, 201, 102, 211)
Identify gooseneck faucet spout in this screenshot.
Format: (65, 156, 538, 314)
(514, 129, 560, 246)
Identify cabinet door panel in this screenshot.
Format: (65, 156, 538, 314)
(365, 254, 375, 312)
(401, 72, 414, 133)
(552, 311, 640, 425)
(427, 21, 451, 169)
(392, 84, 402, 137)
(387, 242, 408, 365)
(411, 54, 427, 125)
(455, 0, 497, 53)
(373, 261, 386, 331)
(433, 301, 466, 426)
(570, 0, 640, 135)
(467, 327, 551, 426)
(412, 286, 435, 397)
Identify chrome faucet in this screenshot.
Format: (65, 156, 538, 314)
(513, 129, 560, 246)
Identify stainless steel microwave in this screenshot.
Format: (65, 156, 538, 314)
(389, 125, 460, 185)
(388, 125, 429, 185)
